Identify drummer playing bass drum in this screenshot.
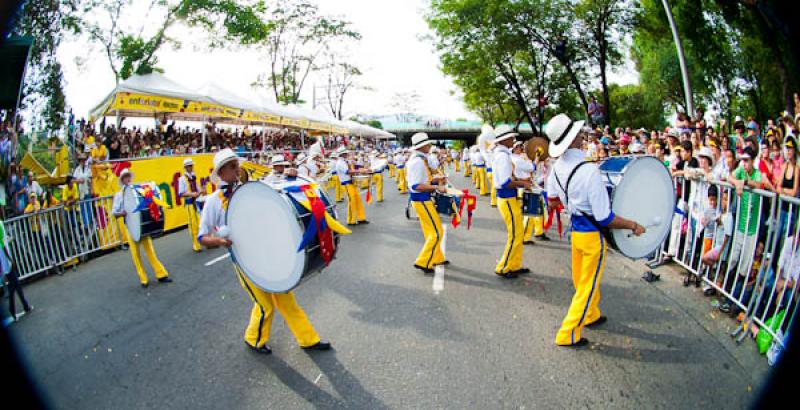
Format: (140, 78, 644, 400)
(198, 148, 331, 355)
(544, 114, 646, 348)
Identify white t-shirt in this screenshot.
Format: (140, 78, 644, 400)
(713, 212, 734, 261)
(545, 148, 613, 222)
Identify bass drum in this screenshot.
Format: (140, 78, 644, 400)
(225, 176, 340, 293)
(122, 183, 165, 243)
(598, 156, 674, 259)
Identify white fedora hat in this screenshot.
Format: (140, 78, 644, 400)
(411, 132, 432, 150)
(183, 158, 194, 167)
(295, 152, 307, 163)
(493, 124, 518, 144)
(211, 148, 240, 185)
(697, 146, 715, 166)
(546, 113, 585, 158)
(118, 168, 133, 185)
(271, 154, 290, 166)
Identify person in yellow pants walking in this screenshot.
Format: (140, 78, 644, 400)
(198, 148, 330, 355)
(406, 133, 447, 274)
(485, 147, 498, 207)
(178, 158, 203, 252)
(395, 151, 408, 194)
(510, 141, 537, 245)
(335, 148, 368, 225)
(370, 154, 386, 202)
(112, 169, 172, 288)
(463, 147, 471, 177)
(491, 125, 532, 278)
(545, 113, 645, 348)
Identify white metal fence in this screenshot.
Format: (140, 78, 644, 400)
(651, 176, 799, 353)
(4, 195, 124, 281)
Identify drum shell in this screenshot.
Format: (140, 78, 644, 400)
(287, 189, 340, 285)
(353, 175, 370, 190)
(434, 194, 460, 216)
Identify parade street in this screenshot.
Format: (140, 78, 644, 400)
(10, 172, 767, 409)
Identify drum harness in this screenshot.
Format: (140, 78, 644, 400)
(554, 160, 613, 244)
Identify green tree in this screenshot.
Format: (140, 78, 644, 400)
(608, 83, 666, 129)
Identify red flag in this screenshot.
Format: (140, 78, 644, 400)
(303, 185, 335, 264)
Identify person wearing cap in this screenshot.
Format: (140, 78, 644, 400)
(198, 148, 331, 355)
(335, 148, 369, 225)
(178, 157, 203, 252)
(491, 125, 533, 278)
(545, 114, 646, 347)
(264, 154, 293, 184)
(111, 169, 172, 288)
(406, 133, 447, 274)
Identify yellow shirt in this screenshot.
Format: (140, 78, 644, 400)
(62, 184, 80, 209)
(24, 201, 42, 232)
(91, 145, 109, 162)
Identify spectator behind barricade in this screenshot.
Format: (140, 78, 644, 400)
(672, 141, 698, 202)
(756, 141, 775, 185)
(777, 136, 800, 243)
(26, 171, 43, 199)
(769, 140, 784, 186)
(703, 188, 734, 296)
(732, 117, 747, 154)
(9, 164, 26, 214)
(73, 154, 92, 199)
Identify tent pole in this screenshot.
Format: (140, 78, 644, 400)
(202, 116, 207, 152)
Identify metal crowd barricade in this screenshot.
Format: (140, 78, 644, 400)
(663, 176, 798, 350)
(4, 195, 124, 281)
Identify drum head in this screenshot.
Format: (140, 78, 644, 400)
(608, 157, 674, 259)
(122, 187, 142, 242)
(226, 182, 305, 293)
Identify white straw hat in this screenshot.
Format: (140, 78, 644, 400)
(271, 154, 290, 166)
(411, 132, 432, 150)
(183, 158, 194, 167)
(492, 124, 518, 144)
(211, 148, 240, 185)
(546, 113, 585, 158)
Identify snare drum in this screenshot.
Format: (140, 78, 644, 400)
(353, 175, 371, 190)
(597, 156, 674, 259)
(434, 193, 461, 216)
(226, 176, 340, 293)
(522, 190, 544, 216)
(122, 182, 165, 242)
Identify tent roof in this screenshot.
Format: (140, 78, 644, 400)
(0, 36, 32, 110)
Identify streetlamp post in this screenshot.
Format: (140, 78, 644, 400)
(661, 0, 694, 115)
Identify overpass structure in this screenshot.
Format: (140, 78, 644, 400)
(379, 116, 539, 146)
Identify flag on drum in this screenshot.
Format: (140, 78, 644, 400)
(293, 185, 335, 265)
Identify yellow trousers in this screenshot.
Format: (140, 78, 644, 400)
(522, 215, 546, 241)
(234, 265, 320, 348)
(464, 162, 471, 177)
(555, 231, 607, 346)
(488, 172, 497, 205)
(330, 175, 344, 202)
(477, 168, 489, 196)
(185, 204, 202, 251)
(412, 200, 445, 269)
(454, 160, 461, 172)
(397, 168, 407, 193)
(496, 197, 524, 274)
(471, 167, 478, 186)
(389, 164, 396, 178)
(372, 173, 384, 202)
(345, 183, 366, 225)
(118, 218, 169, 285)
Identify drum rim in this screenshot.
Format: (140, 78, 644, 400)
(225, 181, 308, 293)
(607, 156, 674, 259)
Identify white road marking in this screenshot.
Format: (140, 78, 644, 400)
(433, 225, 446, 294)
(314, 373, 323, 385)
(205, 253, 230, 266)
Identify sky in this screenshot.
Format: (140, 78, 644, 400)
(57, 0, 637, 124)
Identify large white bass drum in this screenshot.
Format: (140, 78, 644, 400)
(597, 156, 674, 259)
(225, 176, 340, 293)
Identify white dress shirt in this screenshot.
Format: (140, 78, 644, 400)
(511, 153, 534, 180)
(198, 188, 227, 241)
(406, 152, 431, 194)
(335, 158, 351, 183)
(491, 146, 513, 191)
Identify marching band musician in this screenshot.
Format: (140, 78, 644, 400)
(198, 148, 331, 355)
(491, 125, 532, 278)
(335, 148, 369, 225)
(462, 147, 471, 177)
(370, 153, 386, 203)
(329, 150, 344, 202)
(545, 114, 645, 347)
(264, 154, 292, 184)
(111, 169, 173, 288)
(510, 141, 536, 245)
(471, 146, 486, 194)
(178, 158, 203, 252)
(394, 150, 408, 194)
(486, 145, 498, 207)
(388, 150, 397, 179)
(406, 133, 447, 274)
(451, 148, 461, 173)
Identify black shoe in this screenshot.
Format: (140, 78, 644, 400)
(585, 316, 607, 328)
(523, 240, 535, 245)
(719, 302, 731, 313)
(247, 343, 272, 355)
(703, 288, 716, 297)
(435, 260, 450, 266)
(302, 340, 332, 351)
(511, 268, 531, 275)
(414, 264, 435, 274)
(642, 271, 660, 282)
(158, 277, 173, 284)
(358, 220, 370, 225)
(141, 283, 149, 288)
(24, 305, 34, 314)
(560, 338, 589, 348)
(534, 235, 551, 241)
(497, 271, 519, 279)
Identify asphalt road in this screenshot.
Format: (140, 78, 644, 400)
(7, 169, 768, 409)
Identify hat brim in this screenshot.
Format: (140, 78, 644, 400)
(548, 120, 585, 158)
(492, 133, 518, 144)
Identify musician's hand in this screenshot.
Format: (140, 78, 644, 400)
(219, 238, 233, 247)
(632, 222, 646, 236)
